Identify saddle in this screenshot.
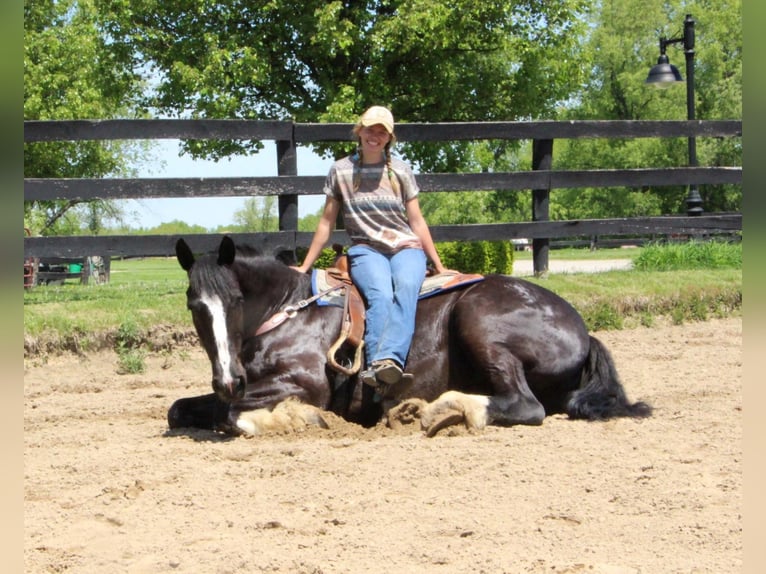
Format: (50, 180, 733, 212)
(324, 247, 485, 377)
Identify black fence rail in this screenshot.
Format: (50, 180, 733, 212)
(24, 119, 742, 274)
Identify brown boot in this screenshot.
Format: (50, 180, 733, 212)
(372, 359, 403, 385)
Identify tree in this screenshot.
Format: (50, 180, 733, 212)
(97, 0, 589, 164)
(419, 139, 532, 224)
(24, 0, 147, 235)
(232, 196, 279, 232)
(554, 0, 742, 216)
(110, 220, 210, 235)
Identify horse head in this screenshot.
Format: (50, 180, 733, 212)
(176, 236, 247, 402)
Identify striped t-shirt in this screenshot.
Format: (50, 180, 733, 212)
(323, 155, 423, 254)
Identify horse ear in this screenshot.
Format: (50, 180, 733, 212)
(175, 238, 195, 271)
(218, 235, 236, 266)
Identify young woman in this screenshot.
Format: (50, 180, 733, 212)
(293, 105, 450, 394)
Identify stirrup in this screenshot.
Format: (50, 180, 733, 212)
(360, 367, 378, 388)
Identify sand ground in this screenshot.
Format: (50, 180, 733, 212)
(24, 317, 742, 573)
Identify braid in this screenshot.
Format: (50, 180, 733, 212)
(385, 145, 400, 197)
(353, 148, 362, 192)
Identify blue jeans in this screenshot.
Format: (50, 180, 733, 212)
(347, 244, 427, 369)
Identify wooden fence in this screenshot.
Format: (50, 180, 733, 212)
(24, 119, 742, 274)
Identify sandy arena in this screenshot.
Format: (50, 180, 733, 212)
(24, 317, 742, 573)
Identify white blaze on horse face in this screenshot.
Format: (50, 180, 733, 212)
(200, 292, 235, 385)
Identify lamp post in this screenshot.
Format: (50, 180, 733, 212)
(645, 13, 703, 215)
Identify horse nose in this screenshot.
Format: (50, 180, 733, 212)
(231, 375, 246, 399)
(213, 374, 246, 401)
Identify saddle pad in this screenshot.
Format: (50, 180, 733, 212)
(312, 269, 484, 307)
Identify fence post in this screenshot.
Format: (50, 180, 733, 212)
(276, 127, 298, 233)
(276, 126, 299, 261)
(532, 138, 553, 276)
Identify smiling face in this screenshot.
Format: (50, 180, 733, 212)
(358, 124, 392, 163)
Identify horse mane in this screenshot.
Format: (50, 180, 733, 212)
(233, 245, 291, 276)
(236, 244, 297, 267)
(187, 241, 310, 309)
(231, 245, 311, 298)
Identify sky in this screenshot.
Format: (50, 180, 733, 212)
(127, 140, 334, 229)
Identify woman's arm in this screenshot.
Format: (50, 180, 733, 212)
(405, 197, 451, 274)
(293, 196, 340, 273)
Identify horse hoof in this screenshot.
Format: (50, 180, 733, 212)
(424, 409, 465, 437)
(386, 398, 428, 429)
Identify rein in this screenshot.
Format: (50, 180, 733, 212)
(254, 283, 344, 337)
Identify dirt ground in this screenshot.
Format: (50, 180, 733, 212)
(24, 317, 742, 574)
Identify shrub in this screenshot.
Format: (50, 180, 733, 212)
(436, 240, 514, 274)
(115, 317, 143, 349)
(117, 347, 146, 374)
(299, 240, 514, 275)
(581, 302, 624, 331)
(115, 317, 146, 374)
(294, 246, 343, 270)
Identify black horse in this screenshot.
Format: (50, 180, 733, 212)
(168, 236, 650, 436)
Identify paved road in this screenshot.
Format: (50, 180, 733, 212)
(511, 259, 633, 276)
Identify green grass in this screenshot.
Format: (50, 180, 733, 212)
(512, 246, 644, 261)
(632, 239, 742, 270)
(23, 244, 742, 356)
(515, 241, 741, 328)
(109, 256, 188, 284)
(526, 268, 741, 329)
(24, 256, 190, 352)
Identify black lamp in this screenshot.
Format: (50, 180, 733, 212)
(645, 14, 703, 215)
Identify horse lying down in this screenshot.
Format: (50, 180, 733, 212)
(168, 236, 651, 437)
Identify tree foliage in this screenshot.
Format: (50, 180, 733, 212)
(26, 0, 742, 234)
(97, 0, 589, 161)
(554, 0, 742, 216)
(110, 219, 210, 235)
(24, 0, 146, 235)
(232, 196, 279, 232)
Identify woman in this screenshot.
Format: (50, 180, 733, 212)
(293, 105, 450, 394)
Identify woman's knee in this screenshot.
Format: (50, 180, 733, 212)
(394, 275, 424, 295)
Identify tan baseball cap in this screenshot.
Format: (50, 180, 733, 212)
(359, 106, 395, 134)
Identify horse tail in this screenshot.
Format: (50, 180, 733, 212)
(567, 336, 652, 420)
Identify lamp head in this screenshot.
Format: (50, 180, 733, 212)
(645, 54, 683, 89)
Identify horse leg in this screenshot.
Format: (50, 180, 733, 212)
(466, 345, 547, 426)
(167, 392, 330, 437)
(167, 393, 232, 432)
(223, 369, 333, 436)
(415, 350, 545, 434)
(387, 392, 491, 437)
(232, 397, 330, 436)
